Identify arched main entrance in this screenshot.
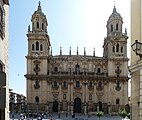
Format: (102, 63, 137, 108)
(53, 101, 58, 112)
(74, 98, 81, 113)
(98, 101, 102, 111)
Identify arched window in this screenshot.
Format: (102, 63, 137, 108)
(35, 80, 39, 86)
(75, 64, 80, 73)
(63, 81, 67, 88)
(116, 80, 120, 88)
(89, 81, 93, 88)
(42, 23, 44, 30)
(116, 23, 118, 31)
(34, 80, 40, 89)
(54, 81, 57, 87)
(116, 44, 119, 52)
(36, 41, 39, 50)
(89, 94, 92, 100)
(32, 44, 35, 50)
(76, 81, 80, 88)
(113, 46, 115, 52)
(111, 24, 113, 32)
(98, 81, 102, 88)
(54, 67, 58, 72)
(35, 64, 39, 70)
(37, 21, 39, 29)
(40, 44, 43, 51)
(63, 94, 66, 99)
(121, 46, 123, 53)
(116, 98, 120, 104)
(97, 68, 101, 73)
(35, 96, 39, 103)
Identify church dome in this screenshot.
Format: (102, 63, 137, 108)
(107, 6, 123, 24)
(32, 2, 46, 20)
(31, 2, 48, 33)
(106, 5, 123, 36)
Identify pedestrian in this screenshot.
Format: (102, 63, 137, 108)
(50, 115, 52, 120)
(12, 114, 14, 120)
(58, 112, 60, 118)
(88, 113, 90, 118)
(66, 112, 68, 117)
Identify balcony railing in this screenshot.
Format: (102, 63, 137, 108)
(50, 71, 107, 77)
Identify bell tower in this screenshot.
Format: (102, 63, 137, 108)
(102, 5, 129, 108)
(103, 5, 129, 87)
(25, 2, 51, 110)
(103, 5, 128, 59)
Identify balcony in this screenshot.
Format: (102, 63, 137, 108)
(49, 71, 108, 77)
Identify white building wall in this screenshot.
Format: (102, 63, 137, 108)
(0, 3, 9, 120)
(131, 0, 142, 120)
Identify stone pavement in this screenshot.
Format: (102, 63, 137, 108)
(10, 113, 130, 120)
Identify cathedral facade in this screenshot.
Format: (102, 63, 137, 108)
(25, 3, 129, 114)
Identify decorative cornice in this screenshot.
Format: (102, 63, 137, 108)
(129, 60, 142, 73)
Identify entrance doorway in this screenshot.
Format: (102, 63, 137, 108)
(98, 101, 102, 111)
(74, 98, 81, 113)
(53, 101, 58, 112)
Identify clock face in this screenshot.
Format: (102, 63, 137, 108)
(35, 53, 39, 58)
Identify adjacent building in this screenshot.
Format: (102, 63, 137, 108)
(0, 0, 9, 120)
(25, 3, 129, 114)
(129, 0, 142, 120)
(9, 90, 26, 113)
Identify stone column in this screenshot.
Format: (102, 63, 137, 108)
(59, 82, 62, 112)
(84, 81, 87, 114)
(82, 81, 85, 103)
(70, 80, 73, 114)
(68, 79, 70, 113)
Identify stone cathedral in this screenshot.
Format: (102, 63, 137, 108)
(25, 3, 129, 114)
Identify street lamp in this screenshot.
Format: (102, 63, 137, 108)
(131, 40, 142, 59)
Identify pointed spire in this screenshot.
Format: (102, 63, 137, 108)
(60, 47, 62, 55)
(84, 47, 86, 56)
(38, 1, 42, 11)
(28, 25, 30, 32)
(69, 47, 71, 55)
(93, 47, 95, 56)
(114, 1, 115, 7)
(77, 47, 79, 55)
(125, 28, 127, 35)
(113, 1, 117, 13)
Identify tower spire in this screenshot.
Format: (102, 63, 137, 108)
(69, 47, 71, 55)
(60, 47, 62, 55)
(39, 1, 41, 6)
(38, 1, 42, 11)
(84, 47, 86, 56)
(77, 47, 79, 55)
(114, 1, 115, 7)
(93, 47, 95, 56)
(113, 1, 117, 13)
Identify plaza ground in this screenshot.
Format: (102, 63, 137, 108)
(9, 113, 130, 120)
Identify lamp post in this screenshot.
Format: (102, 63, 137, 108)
(131, 40, 142, 59)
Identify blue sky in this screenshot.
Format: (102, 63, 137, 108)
(9, 0, 130, 96)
